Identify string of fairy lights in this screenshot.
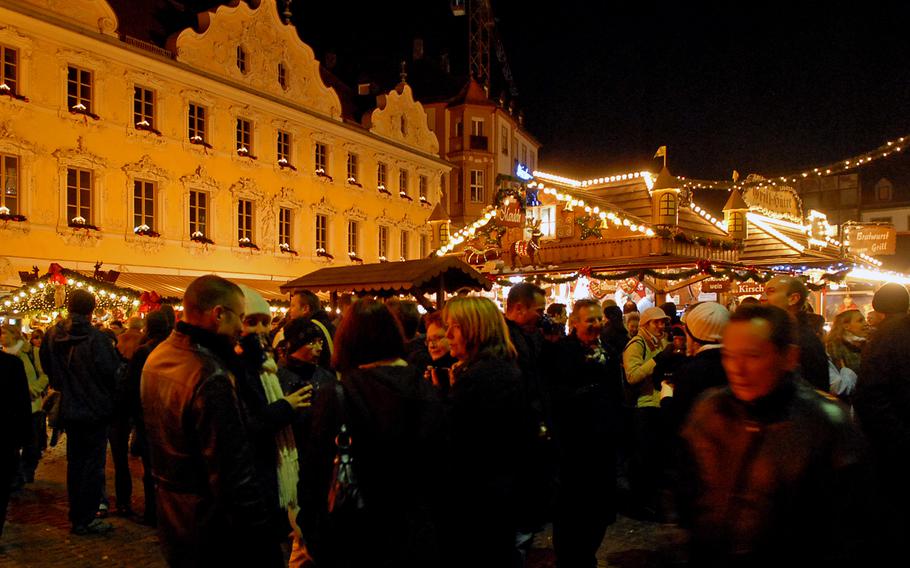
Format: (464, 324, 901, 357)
(1, 276, 141, 318)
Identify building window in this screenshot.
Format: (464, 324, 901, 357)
(658, 193, 677, 217)
(469, 169, 484, 203)
(133, 180, 155, 230)
(278, 62, 288, 89)
(1, 45, 18, 96)
(236, 118, 253, 154)
(471, 118, 484, 136)
(66, 65, 92, 112)
(189, 189, 208, 237)
(377, 162, 388, 189)
(399, 169, 408, 196)
(729, 211, 745, 234)
(1, 154, 19, 215)
(188, 103, 206, 142)
(526, 206, 556, 238)
(456, 172, 463, 203)
(455, 120, 463, 138)
(400, 231, 409, 260)
(521, 144, 528, 165)
(400, 115, 407, 136)
(347, 153, 359, 183)
(236, 46, 247, 74)
(439, 222, 449, 242)
(315, 214, 328, 251)
(419, 175, 428, 200)
(379, 226, 389, 259)
(279, 207, 292, 247)
(133, 86, 155, 129)
(314, 142, 327, 174)
(237, 199, 253, 242)
(419, 234, 428, 258)
(347, 220, 358, 254)
(870, 216, 892, 224)
(66, 167, 92, 223)
(876, 178, 893, 202)
(501, 126, 509, 155)
(277, 130, 292, 165)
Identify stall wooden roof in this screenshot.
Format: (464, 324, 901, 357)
(279, 256, 492, 295)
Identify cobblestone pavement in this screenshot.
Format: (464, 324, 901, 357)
(1, 434, 686, 567)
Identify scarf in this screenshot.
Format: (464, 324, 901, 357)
(259, 353, 300, 510)
(3, 338, 24, 356)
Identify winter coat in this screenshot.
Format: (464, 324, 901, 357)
(0, 351, 32, 452)
(623, 329, 667, 408)
(140, 322, 277, 567)
(663, 346, 727, 434)
(4, 340, 48, 414)
(40, 314, 118, 425)
(796, 311, 830, 392)
(678, 379, 867, 566)
(299, 363, 445, 568)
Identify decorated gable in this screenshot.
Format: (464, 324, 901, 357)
(167, 0, 341, 120)
(364, 83, 439, 154)
(11, 0, 118, 36)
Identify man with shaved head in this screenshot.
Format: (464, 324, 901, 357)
(761, 275, 829, 391)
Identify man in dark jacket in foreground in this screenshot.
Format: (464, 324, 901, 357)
(41, 289, 119, 535)
(1, 351, 31, 544)
(141, 275, 280, 567)
(678, 304, 866, 566)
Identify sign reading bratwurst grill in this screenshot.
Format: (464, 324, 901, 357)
(844, 224, 896, 255)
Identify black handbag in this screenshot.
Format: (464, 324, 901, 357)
(326, 382, 365, 515)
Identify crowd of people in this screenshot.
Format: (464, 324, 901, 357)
(2, 273, 910, 567)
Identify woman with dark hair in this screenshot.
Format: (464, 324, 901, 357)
(601, 304, 630, 355)
(299, 298, 444, 568)
(441, 296, 526, 568)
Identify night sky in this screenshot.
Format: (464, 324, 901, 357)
(291, 1, 910, 181)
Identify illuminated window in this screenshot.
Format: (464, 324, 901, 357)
(189, 190, 208, 237)
(1, 45, 19, 95)
(439, 222, 449, 241)
(526, 206, 556, 238)
(1, 154, 19, 215)
(188, 103, 206, 142)
(279, 207, 292, 248)
(469, 169, 484, 203)
(729, 211, 745, 234)
(66, 167, 93, 223)
(133, 180, 155, 230)
(66, 65, 92, 112)
(237, 199, 254, 242)
(315, 214, 328, 250)
(133, 86, 155, 128)
(658, 193, 676, 217)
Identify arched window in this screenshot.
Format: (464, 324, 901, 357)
(876, 178, 893, 202)
(729, 211, 745, 234)
(658, 193, 676, 217)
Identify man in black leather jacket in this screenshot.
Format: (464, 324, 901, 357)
(678, 304, 867, 567)
(141, 275, 280, 567)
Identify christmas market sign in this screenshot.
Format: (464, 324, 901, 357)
(734, 281, 765, 295)
(499, 198, 524, 227)
(844, 224, 896, 255)
(702, 279, 731, 293)
(743, 185, 802, 222)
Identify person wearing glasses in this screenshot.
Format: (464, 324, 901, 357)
(141, 275, 283, 567)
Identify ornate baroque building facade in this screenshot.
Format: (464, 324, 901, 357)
(0, 0, 449, 294)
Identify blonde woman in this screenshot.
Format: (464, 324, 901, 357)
(826, 308, 868, 375)
(441, 296, 525, 568)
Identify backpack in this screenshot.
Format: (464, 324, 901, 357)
(326, 382, 365, 519)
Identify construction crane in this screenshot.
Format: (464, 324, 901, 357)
(451, 0, 518, 98)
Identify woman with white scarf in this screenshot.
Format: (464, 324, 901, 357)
(826, 308, 868, 400)
(1, 325, 49, 486)
(234, 286, 312, 551)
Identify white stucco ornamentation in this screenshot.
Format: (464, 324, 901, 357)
(168, 0, 341, 120)
(364, 83, 439, 155)
(12, 0, 118, 37)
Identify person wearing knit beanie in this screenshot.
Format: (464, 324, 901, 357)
(872, 282, 910, 316)
(682, 302, 730, 354)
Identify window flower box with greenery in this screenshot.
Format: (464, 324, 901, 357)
(348, 251, 363, 264)
(238, 237, 259, 250)
(69, 103, 100, 120)
(68, 216, 100, 231)
(399, 191, 413, 202)
(315, 247, 334, 260)
(133, 224, 160, 238)
(135, 120, 162, 136)
(190, 230, 214, 245)
(346, 177, 362, 188)
(277, 158, 297, 172)
(315, 168, 333, 182)
(419, 195, 431, 208)
(0, 206, 26, 222)
(279, 242, 298, 256)
(377, 184, 391, 196)
(189, 135, 213, 149)
(236, 146, 257, 160)
(0, 82, 28, 102)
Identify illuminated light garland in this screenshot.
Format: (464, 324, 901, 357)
(577, 170, 654, 188)
(746, 212, 810, 234)
(688, 202, 728, 232)
(532, 170, 582, 187)
(848, 267, 910, 285)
